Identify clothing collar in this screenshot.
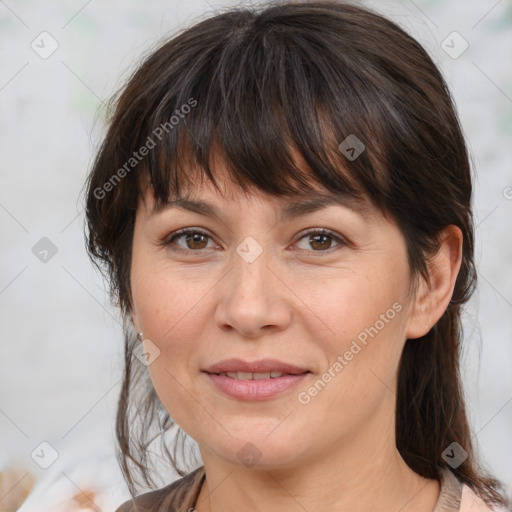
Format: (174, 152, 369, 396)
(433, 467, 463, 512)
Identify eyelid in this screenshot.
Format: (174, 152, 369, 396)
(159, 227, 213, 248)
(293, 227, 346, 253)
(159, 226, 348, 254)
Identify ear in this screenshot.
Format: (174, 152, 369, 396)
(406, 225, 463, 339)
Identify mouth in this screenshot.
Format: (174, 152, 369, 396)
(202, 359, 311, 400)
(209, 371, 305, 380)
(203, 358, 310, 375)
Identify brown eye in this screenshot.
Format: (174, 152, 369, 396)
(162, 229, 214, 252)
(182, 232, 209, 250)
(295, 229, 345, 253)
(161, 227, 345, 255)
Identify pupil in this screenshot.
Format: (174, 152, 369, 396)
(312, 234, 330, 250)
(188, 233, 206, 249)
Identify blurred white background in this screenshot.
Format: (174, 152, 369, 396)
(1, 0, 511, 510)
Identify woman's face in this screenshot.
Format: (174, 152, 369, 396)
(130, 163, 426, 470)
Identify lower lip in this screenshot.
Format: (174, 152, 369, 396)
(204, 372, 310, 400)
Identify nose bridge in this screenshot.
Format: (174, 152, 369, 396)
(231, 234, 271, 299)
(215, 233, 290, 336)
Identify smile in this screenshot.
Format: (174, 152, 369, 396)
(214, 371, 289, 380)
(204, 371, 310, 400)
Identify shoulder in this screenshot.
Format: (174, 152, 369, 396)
(115, 466, 205, 512)
(460, 483, 510, 512)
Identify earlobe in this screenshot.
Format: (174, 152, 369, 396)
(406, 225, 463, 340)
(406, 278, 434, 339)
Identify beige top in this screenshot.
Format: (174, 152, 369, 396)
(116, 466, 508, 512)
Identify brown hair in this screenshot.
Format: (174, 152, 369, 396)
(83, 0, 509, 507)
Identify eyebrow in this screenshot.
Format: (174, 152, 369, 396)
(148, 192, 369, 220)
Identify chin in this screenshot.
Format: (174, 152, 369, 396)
(202, 432, 307, 471)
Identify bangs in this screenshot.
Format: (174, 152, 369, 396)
(125, 7, 396, 210)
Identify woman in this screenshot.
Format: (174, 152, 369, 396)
(84, 1, 510, 511)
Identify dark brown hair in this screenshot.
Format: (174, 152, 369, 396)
(83, 0, 509, 507)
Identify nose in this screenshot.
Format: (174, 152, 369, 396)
(214, 239, 292, 338)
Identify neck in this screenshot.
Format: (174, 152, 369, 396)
(194, 421, 440, 512)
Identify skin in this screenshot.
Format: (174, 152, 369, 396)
(130, 160, 463, 512)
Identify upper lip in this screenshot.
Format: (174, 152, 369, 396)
(203, 358, 310, 375)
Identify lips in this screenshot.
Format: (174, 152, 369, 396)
(203, 358, 311, 400)
(216, 371, 288, 380)
(203, 358, 309, 376)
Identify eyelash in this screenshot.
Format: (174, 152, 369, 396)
(160, 227, 346, 255)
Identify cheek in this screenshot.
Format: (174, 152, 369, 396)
(292, 267, 409, 405)
(132, 272, 210, 431)
(131, 258, 220, 403)
(131, 259, 215, 346)
(295, 266, 408, 350)
(293, 295, 407, 447)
